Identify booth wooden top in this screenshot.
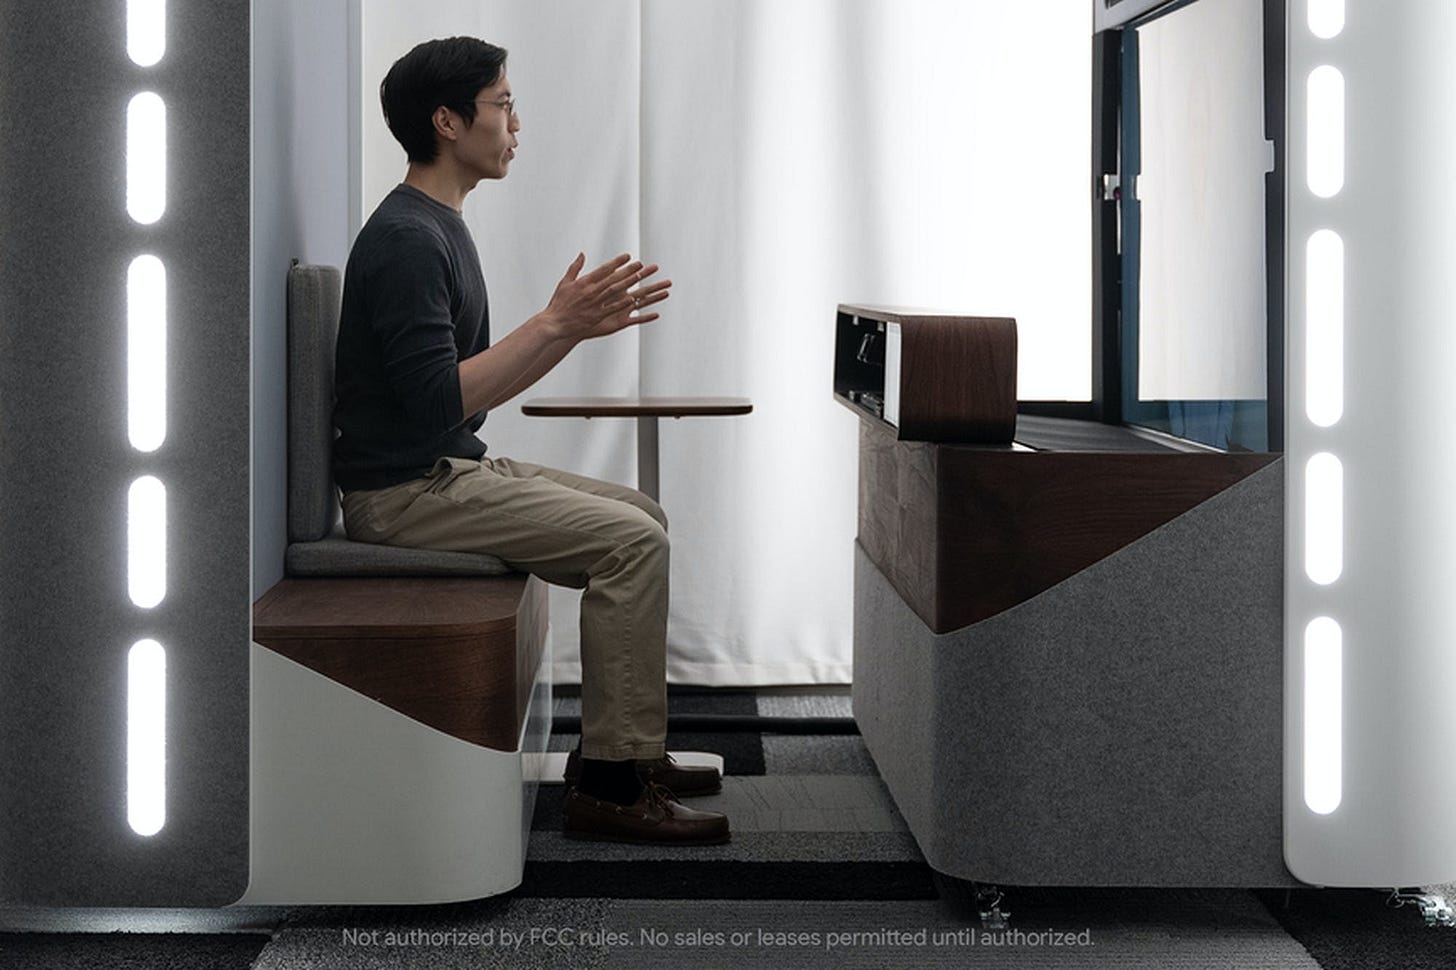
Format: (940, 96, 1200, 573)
(253, 576, 529, 639)
(251, 575, 547, 752)
(522, 396, 752, 418)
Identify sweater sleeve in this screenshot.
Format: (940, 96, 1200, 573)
(366, 228, 466, 435)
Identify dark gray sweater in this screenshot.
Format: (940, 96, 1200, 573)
(332, 185, 491, 492)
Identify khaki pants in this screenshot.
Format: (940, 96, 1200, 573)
(341, 455, 669, 760)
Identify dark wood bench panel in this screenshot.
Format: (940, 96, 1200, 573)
(253, 575, 548, 752)
(858, 418, 1280, 633)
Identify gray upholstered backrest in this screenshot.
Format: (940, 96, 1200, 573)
(282, 261, 510, 578)
(287, 262, 342, 542)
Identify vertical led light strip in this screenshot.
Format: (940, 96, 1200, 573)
(127, 255, 166, 452)
(126, 93, 167, 225)
(127, 639, 167, 836)
(127, 0, 166, 66)
(1301, 3, 1344, 818)
(1304, 453, 1342, 584)
(127, 477, 167, 608)
(1307, 0, 1345, 40)
(1303, 617, 1343, 814)
(126, 0, 167, 837)
(1305, 231, 1343, 426)
(1306, 67, 1345, 199)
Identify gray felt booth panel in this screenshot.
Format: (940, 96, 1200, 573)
(284, 263, 509, 577)
(853, 460, 1300, 888)
(0, 2, 250, 905)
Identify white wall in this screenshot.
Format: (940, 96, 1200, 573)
(251, 0, 356, 598)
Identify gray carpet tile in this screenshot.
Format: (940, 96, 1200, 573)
(257, 898, 610, 970)
(1425, 882, 1455, 903)
(763, 733, 878, 775)
(547, 732, 580, 753)
(755, 691, 854, 719)
(0, 908, 279, 934)
(255, 894, 1321, 970)
(0, 933, 270, 970)
(526, 830, 925, 863)
(604, 894, 1322, 969)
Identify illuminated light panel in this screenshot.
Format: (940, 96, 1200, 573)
(128, 476, 167, 608)
(1303, 617, 1342, 815)
(127, 639, 167, 836)
(127, 92, 166, 224)
(1307, 66, 1345, 198)
(1308, 0, 1345, 40)
(127, 0, 166, 67)
(127, 256, 167, 452)
(1305, 453, 1343, 585)
(1305, 231, 1344, 427)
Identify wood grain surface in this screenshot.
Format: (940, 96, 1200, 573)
(522, 397, 752, 417)
(857, 420, 1279, 633)
(253, 575, 549, 751)
(834, 305, 1017, 443)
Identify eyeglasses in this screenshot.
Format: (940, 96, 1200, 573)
(469, 97, 517, 117)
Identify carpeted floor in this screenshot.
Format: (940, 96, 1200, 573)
(2, 686, 1454, 968)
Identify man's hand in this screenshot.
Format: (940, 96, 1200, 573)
(539, 252, 672, 343)
(458, 253, 673, 415)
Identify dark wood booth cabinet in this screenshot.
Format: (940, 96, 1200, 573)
(839, 306, 1292, 888)
(835, 304, 1277, 632)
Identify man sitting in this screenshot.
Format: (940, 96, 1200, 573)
(332, 36, 728, 845)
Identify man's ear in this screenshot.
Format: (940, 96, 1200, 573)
(432, 105, 458, 143)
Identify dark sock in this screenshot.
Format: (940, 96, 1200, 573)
(576, 756, 645, 806)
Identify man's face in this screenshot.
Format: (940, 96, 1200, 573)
(453, 72, 519, 180)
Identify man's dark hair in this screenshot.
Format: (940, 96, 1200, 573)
(380, 37, 508, 164)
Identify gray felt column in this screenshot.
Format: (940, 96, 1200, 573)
(0, 0, 251, 905)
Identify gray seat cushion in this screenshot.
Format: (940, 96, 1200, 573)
(285, 262, 508, 577)
(286, 526, 510, 577)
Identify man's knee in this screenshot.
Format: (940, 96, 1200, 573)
(640, 495, 669, 533)
(635, 514, 669, 558)
(618, 510, 669, 569)
(587, 510, 668, 583)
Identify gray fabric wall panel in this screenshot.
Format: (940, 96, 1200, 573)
(853, 460, 1299, 887)
(0, 1, 250, 905)
(252, 0, 355, 596)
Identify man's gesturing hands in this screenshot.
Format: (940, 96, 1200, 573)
(540, 252, 671, 343)
(460, 253, 672, 415)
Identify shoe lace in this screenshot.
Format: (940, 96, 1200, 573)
(643, 781, 677, 816)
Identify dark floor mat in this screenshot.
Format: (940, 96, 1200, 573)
(514, 860, 938, 901)
(663, 729, 765, 776)
(1256, 888, 1456, 970)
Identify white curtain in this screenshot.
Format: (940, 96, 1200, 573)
(360, 0, 1090, 685)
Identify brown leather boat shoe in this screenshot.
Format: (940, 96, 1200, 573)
(562, 748, 723, 797)
(562, 781, 731, 845)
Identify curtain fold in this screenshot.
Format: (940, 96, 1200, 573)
(360, 0, 1090, 686)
